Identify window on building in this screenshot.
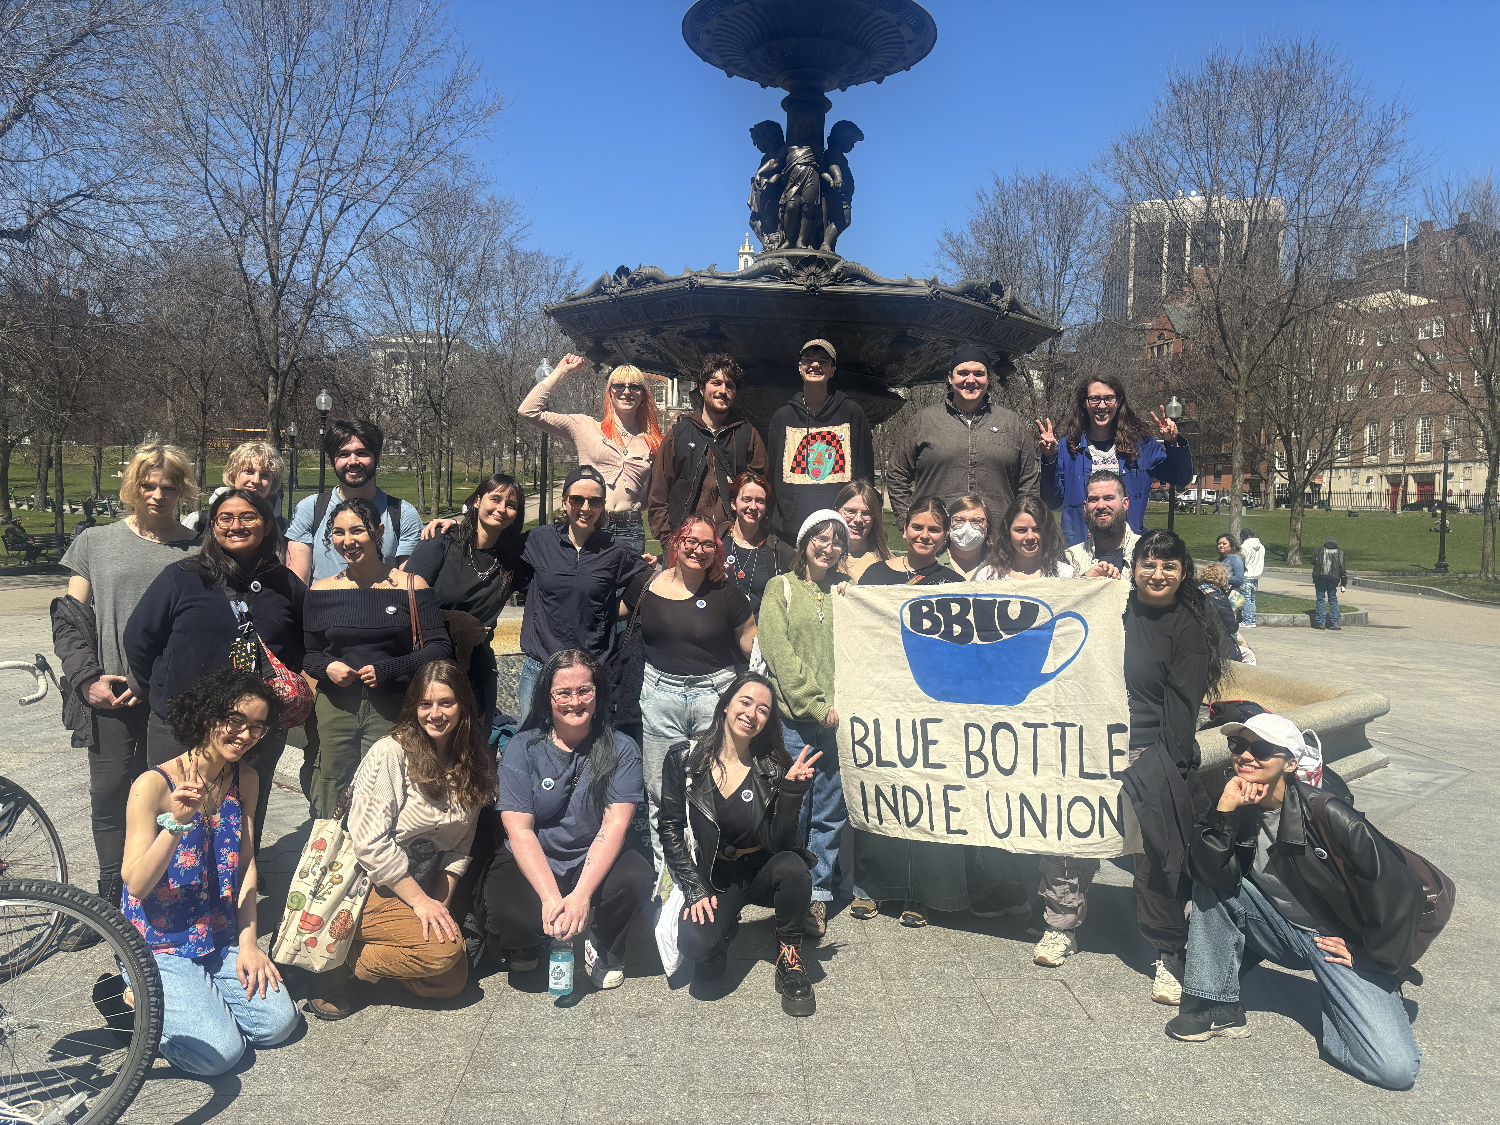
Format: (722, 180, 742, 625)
(1367, 381, 1379, 398)
(1365, 422, 1379, 458)
(1418, 415, 1433, 455)
(1376, 329, 1387, 347)
(1336, 428, 1350, 459)
(1447, 414, 1461, 451)
(1421, 375, 1434, 393)
(1344, 384, 1356, 401)
(1274, 448, 1286, 471)
(1392, 419, 1406, 458)
(1393, 377, 1406, 396)
(1478, 371, 1487, 389)
(1449, 371, 1462, 391)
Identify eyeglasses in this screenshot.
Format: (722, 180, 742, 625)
(551, 686, 597, 703)
(564, 495, 605, 510)
(798, 357, 830, 369)
(951, 517, 987, 530)
(676, 536, 717, 555)
(808, 536, 845, 555)
(609, 383, 645, 396)
(1136, 561, 1183, 576)
(222, 714, 268, 739)
(1085, 395, 1119, 407)
(214, 513, 262, 528)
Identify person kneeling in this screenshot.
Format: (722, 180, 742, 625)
(659, 671, 819, 1016)
(121, 668, 300, 1075)
(485, 649, 653, 989)
(1172, 713, 1422, 1090)
(308, 661, 495, 1019)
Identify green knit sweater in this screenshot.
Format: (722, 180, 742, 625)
(757, 572, 835, 725)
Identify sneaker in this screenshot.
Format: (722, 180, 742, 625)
(584, 936, 625, 989)
(970, 883, 1031, 919)
(775, 942, 816, 1016)
(1152, 959, 1183, 1005)
(849, 896, 879, 920)
(805, 900, 827, 941)
(1241, 622, 1256, 629)
(1032, 929, 1078, 967)
(1166, 1000, 1250, 1041)
(506, 946, 539, 972)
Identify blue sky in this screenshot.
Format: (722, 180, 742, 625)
(452, 0, 1500, 287)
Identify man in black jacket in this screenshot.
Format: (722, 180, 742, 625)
(1173, 711, 1422, 1089)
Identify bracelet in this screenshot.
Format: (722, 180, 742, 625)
(157, 812, 191, 833)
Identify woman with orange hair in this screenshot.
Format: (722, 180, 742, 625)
(520, 354, 664, 556)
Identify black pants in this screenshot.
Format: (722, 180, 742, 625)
(146, 711, 285, 856)
(677, 850, 812, 962)
(88, 703, 149, 895)
(481, 844, 652, 955)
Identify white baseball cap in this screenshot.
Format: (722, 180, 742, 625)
(1220, 712, 1323, 786)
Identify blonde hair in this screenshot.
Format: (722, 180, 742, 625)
(601, 364, 663, 455)
(1200, 563, 1231, 591)
(120, 442, 198, 514)
(222, 441, 285, 493)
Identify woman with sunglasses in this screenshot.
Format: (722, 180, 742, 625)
(638, 515, 757, 872)
(521, 354, 663, 555)
(517, 466, 651, 726)
(1037, 374, 1193, 545)
(124, 488, 305, 842)
(834, 479, 891, 582)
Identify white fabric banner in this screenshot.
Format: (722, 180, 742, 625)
(833, 580, 1141, 857)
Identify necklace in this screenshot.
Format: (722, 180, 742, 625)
(467, 541, 501, 582)
(728, 540, 760, 583)
(804, 576, 829, 622)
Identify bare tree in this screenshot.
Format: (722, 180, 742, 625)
(139, 0, 505, 447)
(1101, 37, 1416, 540)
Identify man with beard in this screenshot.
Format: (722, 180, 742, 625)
(1065, 470, 1139, 579)
(287, 417, 424, 583)
(648, 353, 769, 543)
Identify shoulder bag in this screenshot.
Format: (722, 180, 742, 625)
(271, 785, 373, 971)
(225, 581, 315, 727)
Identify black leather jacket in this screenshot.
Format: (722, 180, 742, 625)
(658, 741, 813, 906)
(1189, 778, 1426, 974)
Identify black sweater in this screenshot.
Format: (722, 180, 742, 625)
(124, 559, 308, 719)
(302, 586, 452, 691)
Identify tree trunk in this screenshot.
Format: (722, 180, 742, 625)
(34, 443, 51, 514)
(1229, 365, 1247, 541)
(91, 439, 103, 499)
(53, 435, 66, 538)
(1483, 444, 1498, 580)
(0, 439, 12, 524)
(1287, 494, 1305, 565)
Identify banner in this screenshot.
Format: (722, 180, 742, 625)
(834, 580, 1140, 858)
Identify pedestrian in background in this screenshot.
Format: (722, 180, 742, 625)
(1311, 538, 1347, 631)
(1216, 534, 1246, 596)
(1239, 530, 1266, 627)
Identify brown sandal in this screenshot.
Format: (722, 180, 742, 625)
(850, 897, 879, 920)
(899, 901, 928, 928)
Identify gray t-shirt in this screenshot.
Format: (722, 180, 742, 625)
(1248, 808, 1319, 932)
(61, 521, 201, 680)
(286, 487, 423, 582)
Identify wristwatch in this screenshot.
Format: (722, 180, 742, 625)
(157, 812, 191, 833)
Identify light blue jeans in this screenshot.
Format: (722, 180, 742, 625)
(516, 655, 544, 728)
(1241, 577, 1259, 625)
(784, 721, 844, 904)
(640, 663, 737, 873)
(1314, 578, 1342, 626)
(153, 945, 301, 1076)
(1183, 878, 1419, 1090)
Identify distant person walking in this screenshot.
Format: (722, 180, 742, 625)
(1311, 538, 1347, 631)
(1239, 531, 1265, 627)
(1215, 534, 1246, 595)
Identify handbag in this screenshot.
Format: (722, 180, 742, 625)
(225, 584, 315, 727)
(271, 786, 372, 971)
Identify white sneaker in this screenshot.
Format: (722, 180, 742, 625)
(1241, 622, 1256, 628)
(584, 937, 624, 990)
(1032, 929, 1078, 967)
(1152, 960, 1183, 1005)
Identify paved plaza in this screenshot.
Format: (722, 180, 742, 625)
(0, 573, 1493, 1124)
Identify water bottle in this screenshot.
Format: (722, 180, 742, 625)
(548, 937, 573, 997)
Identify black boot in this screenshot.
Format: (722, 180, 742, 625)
(775, 941, 815, 1017)
(60, 876, 118, 951)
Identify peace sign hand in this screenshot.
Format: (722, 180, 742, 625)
(554, 354, 588, 379)
(785, 745, 823, 782)
(1037, 418, 1059, 461)
(169, 755, 205, 827)
(1150, 405, 1180, 445)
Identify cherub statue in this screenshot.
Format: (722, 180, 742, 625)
(748, 120, 786, 249)
(820, 120, 864, 254)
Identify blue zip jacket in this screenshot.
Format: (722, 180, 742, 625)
(1040, 437, 1194, 545)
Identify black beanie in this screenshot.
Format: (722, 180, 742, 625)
(951, 345, 991, 372)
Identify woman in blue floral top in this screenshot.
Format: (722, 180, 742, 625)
(121, 667, 301, 1075)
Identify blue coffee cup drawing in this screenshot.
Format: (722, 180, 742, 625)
(899, 594, 1089, 706)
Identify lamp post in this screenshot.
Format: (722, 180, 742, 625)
(534, 360, 551, 523)
(315, 389, 333, 495)
(1166, 396, 1184, 533)
(1435, 425, 1452, 573)
(285, 421, 298, 520)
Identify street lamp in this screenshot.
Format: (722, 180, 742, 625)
(534, 359, 551, 522)
(315, 388, 333, 495)
(285, 421, 298, 520)
(1166, 396, 1184, 533)
(1435, 424, 1452, 574)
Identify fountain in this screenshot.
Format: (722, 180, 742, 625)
(544, 0, 1059, 425)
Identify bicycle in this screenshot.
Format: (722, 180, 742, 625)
(0, 656, 164, 1125)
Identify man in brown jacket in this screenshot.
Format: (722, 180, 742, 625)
(647, 353, 770, 543)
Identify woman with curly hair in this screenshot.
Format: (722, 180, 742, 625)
(120, 666, 300, 1075)
(975, 495, 1075, 581)
(1037, 373, 1193, 545)
(520, 353, 663, 555)
(306, 661, 498, 1019)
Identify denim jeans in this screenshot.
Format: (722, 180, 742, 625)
(152, 945, 301, 1076)
(1184, 878, 1420, 1089)
(516, 655, 544, 728)
(607, 519, 648, 558)
(1314, 577, 1342, 626)
(1241, 577, 1259, 625)
(784, 720, 844, 903)
(640, 663, 737, 873)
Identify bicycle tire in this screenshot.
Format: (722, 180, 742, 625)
(0, 879, 163, 1125)
(0, 782, 69, 980)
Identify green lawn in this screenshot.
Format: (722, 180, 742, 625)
(1356, 575, 1500, 605)
(1254, 592, 1359, 615)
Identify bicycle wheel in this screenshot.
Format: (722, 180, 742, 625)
(0, 779, 67, 883)
(0, 880, 162, 1125)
